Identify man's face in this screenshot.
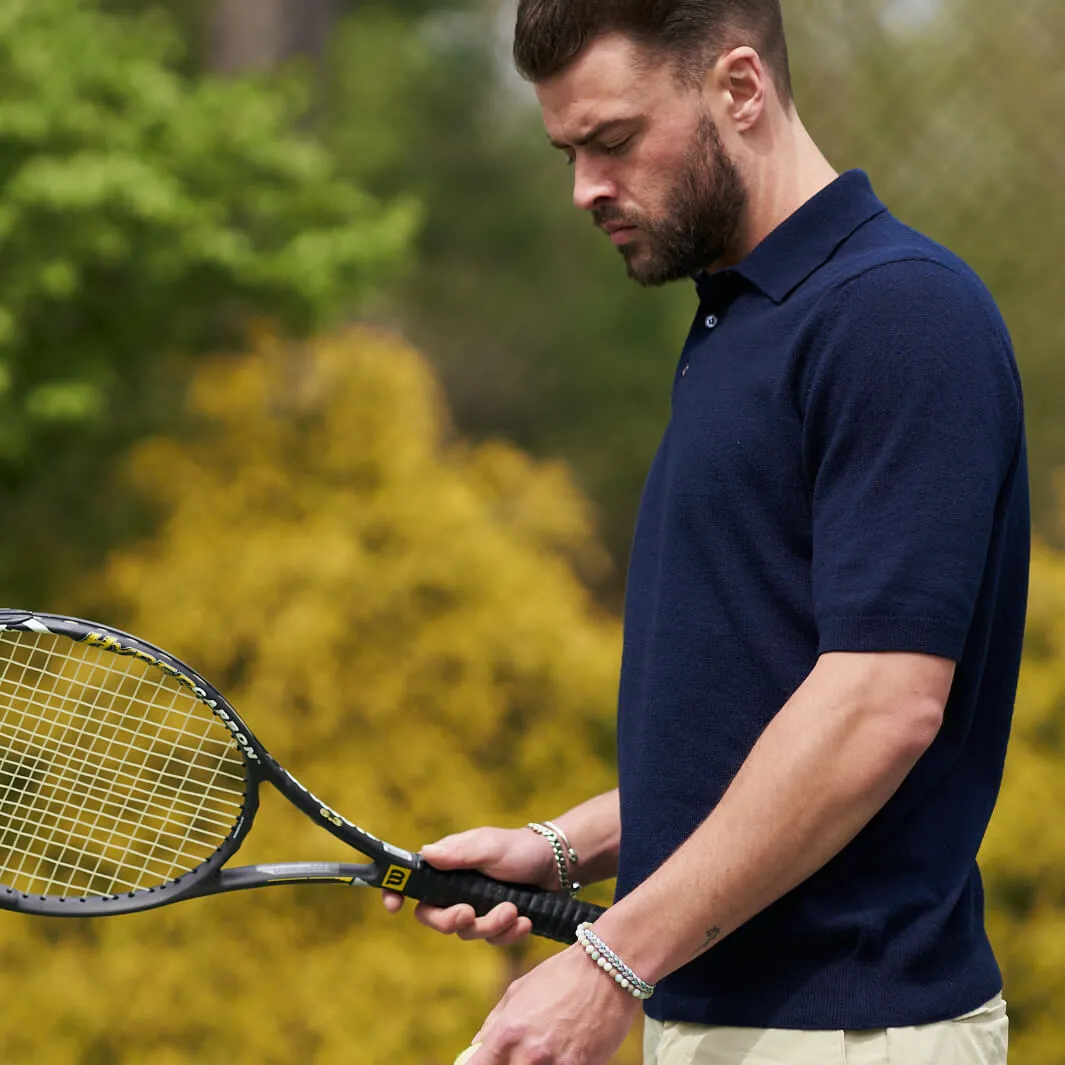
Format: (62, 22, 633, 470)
(537, 34, 748, 286)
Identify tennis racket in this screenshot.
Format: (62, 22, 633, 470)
(0, 610, 604, 942)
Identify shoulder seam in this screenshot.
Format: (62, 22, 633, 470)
(801, 257, 1023, 460)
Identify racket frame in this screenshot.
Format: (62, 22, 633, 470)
(0, 611, 417, 917)
(0, 610, 607, 942)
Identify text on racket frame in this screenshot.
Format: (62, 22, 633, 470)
(79, 631, 261, 762)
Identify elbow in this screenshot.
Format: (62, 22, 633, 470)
(851, 694, 944, 798)
(896, 694, 945, 759)
(819, 651, 953, 762)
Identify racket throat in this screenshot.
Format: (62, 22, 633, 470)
(206, 862, 379, 893)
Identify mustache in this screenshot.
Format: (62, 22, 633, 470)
(592, 207, 642, 229)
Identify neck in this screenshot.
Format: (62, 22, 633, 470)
(726, 109, 839, 267)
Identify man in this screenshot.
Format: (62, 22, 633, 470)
(384, 2, 1029, 1062)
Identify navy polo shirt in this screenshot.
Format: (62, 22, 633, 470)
(615, 170, 1029, 1029)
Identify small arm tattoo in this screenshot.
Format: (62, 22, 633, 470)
(690, 926, 721, 960)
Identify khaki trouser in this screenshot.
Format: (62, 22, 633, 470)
(643, 995, 1007, 1064)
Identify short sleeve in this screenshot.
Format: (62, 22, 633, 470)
(802, 259, 1023, 660)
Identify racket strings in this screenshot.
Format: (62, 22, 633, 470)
(1, 638, 190, 892)
(0, 636, 240, 895)
(0, 631, 247, 898)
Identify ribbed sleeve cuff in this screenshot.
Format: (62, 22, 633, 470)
(817, 614, 968, 661)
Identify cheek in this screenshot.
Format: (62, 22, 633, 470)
(624, 148, 683, 216)
(630, 127, 693, 193)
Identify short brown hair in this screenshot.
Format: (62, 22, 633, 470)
(514, 0, 793, 104)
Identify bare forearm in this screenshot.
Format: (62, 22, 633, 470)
(552, 789, 621, 886)
(595, 653, 950, 983)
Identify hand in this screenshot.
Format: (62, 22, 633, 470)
(381, 826, 557, 945)
(467, 943, 639, 1064)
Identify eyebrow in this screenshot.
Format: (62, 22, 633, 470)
(547, 118, 636, 151)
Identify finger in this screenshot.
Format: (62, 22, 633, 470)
(413, 899, 523, 940)
(381, 890, 405, 914)
(455, 902, 522, 942)
(459, 1040, 503, 1065)
(414, 901, 478, 935)
(485, 915, 533, 947)
(473, 995, 509, 1046)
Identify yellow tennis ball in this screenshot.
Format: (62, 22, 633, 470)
(453, 1044, 482, 1065)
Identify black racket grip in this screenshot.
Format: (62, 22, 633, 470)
(414, 865, 606, 944)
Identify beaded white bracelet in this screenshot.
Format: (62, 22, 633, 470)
(575, 922, 656, 1001)
(526, 821, 581, 897)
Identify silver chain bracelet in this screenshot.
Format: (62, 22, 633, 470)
(575, 923, 656, 1000)
(541, 821, 577, 865)
(526, 821, 580, 896)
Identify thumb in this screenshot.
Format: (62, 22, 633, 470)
(421, 829, 504, 871)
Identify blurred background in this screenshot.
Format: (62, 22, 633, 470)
(0, 0, 1062, 1060)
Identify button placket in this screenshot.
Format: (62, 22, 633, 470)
(681, 311, 720, 382)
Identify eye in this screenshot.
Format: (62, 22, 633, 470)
(603, 136, 633, 156)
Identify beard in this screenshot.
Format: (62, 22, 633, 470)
(593, 113, 748, 287)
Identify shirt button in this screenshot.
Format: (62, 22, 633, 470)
(705, 314, 719, 330)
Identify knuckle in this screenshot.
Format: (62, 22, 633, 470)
(497, 1020, 525, 1047)
(521, 1036, 555, 1064)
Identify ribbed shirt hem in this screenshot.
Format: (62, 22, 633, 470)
(642, 954, 1003, 1030)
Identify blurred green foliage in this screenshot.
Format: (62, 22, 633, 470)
(0, 0, 415, 602)
(92, 0, 1065, 593)
(318, 4, 689, 598)
(789, 0, 1065, 544)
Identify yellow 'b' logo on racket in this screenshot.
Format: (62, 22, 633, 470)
(382, 865, 412, 892)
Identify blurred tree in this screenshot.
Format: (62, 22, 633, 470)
(0, 0, 416, 607)
(0, 325, 639, 1063)
(981, 523, 1065, 1064)
(209, 0, 341, 73)
(316, 3, 690, 605)
(789, 0, 1065, 539)
(317, 0, 1065, 592)
(98, 0, 209, 69)
(99, 0, 1065, 585)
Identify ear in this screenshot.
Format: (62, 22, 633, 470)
(715, 46, 767, 132)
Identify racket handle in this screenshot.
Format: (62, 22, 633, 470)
(413, 865, 606, 944)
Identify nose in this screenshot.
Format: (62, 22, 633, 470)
(572, 157, 616, 213)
